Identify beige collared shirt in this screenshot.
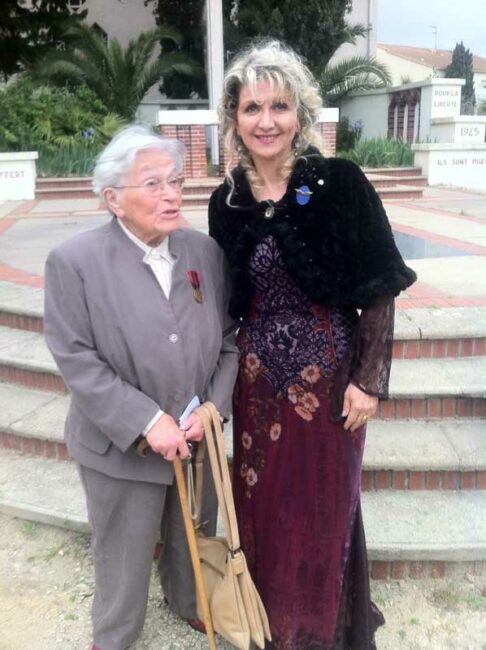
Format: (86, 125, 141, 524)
(117, 218, 174, 432)
(117, 218, 175, 298)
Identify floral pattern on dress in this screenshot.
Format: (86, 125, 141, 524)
(238, 236, 356, 397)
(234, 236, 358, 496)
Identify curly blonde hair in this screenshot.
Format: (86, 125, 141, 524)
(220, 40, 323, 200)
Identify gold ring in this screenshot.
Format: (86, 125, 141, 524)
(362, 415, 368, 421)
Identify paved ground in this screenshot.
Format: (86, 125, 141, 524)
(0, 185, 485, 309)
(2, 512, 485, 650)
(0, 183, 485, 649)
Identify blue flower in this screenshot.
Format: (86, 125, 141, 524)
(82, 127, 96, 139)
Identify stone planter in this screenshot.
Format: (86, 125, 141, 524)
(0, 151, 38, 200)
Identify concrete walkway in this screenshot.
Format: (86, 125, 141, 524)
(0, 184, 486, 308)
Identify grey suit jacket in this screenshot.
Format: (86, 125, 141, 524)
(44, 218, 239, 484)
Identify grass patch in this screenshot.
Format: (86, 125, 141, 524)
(431, 585, 486, 611)
(44, 543, 65, 561)
(20, 521, 38, 537)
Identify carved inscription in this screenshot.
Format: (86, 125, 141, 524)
(433, 88, 460, 109)
(0, 170, 25, 179)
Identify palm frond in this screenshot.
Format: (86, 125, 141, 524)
(30, 24, 200, 120)
(319, 56, 391, 105)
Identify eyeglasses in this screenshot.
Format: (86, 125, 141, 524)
(114, 175, 185, 195)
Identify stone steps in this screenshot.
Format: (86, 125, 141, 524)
(0, 325, 66, 392)
(376, 185, 424, 200)
(35, 169, 425, 202)
(2, 283, 485, 359)
(367, 175, 428, 189)
(1, 382, 484, 492)
(1, 448, 484, 579)
(2, 323, 484, 410)
(361, 419, 486, 490)
(363, 166, 423, 177)
(0, 277, 484, 576)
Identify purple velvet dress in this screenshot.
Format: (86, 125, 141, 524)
(233, 236, 384, 649)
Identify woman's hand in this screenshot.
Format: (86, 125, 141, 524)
(180, 412, 204, 442)
(342, 383, 378, 432)
(145, 413, 190, 460)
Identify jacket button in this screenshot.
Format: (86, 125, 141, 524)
(169, 333, 179, 343)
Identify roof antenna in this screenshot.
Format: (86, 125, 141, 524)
(430, 25, 438, 51)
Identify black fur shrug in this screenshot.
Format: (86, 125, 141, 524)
(208, 148, 417, 319)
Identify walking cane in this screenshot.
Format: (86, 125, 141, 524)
(173, 454, 218, 650)
(136, 439, 217, 649)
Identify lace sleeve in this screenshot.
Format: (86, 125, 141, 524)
(350, 294, 395, 399)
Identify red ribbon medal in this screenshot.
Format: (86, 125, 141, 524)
(187, 270, 203, 303)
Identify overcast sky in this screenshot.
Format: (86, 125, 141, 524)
(377, 0, 486, 58)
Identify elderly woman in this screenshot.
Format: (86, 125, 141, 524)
(208, 41, 416, 648)
(44, 124, 238, 650)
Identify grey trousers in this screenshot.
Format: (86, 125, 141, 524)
(78, 458, 216, 650)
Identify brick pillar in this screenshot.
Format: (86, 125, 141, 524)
(387, 103, 395, 139)
(159, 124, 208, 179)
(397, 104, 406, 141)
(320, 122, 337, 157)
(407, 103, 415, 144)
(218, 134, 237, 177)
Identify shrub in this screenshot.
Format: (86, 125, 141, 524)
(338, 137, 414, 167)
(0, 75, 126, 175)
(336, 116, 362, 152)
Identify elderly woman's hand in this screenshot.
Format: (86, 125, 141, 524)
(146, 413, 190, 461)
(180, 412, 204, 442)
(342, 383, 378, 433)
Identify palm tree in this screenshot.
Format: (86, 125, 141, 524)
(33, 23, 201, 120)
(318, 56, 391, 106)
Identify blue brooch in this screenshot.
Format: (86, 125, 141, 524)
(295, 185, 313, 206)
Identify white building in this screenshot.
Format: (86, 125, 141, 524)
(330, 0, 379, 64)
(66, 0, 155, 47)
(377, 44, 486, 107)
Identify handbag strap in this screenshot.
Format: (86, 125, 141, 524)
(194, 403, 241, 552)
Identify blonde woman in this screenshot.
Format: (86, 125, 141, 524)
(209, 41, 416, 649)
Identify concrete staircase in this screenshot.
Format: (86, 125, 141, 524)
(35, 167, 427, 204)
(0, 282, 484, 579)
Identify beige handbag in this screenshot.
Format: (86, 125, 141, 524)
(192, 403, 272, 650)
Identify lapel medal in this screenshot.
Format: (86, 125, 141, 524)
(187, 270, 203, 303)
(295, 185, 313, 206)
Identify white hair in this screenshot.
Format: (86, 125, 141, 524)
(92, 124, 186, 197)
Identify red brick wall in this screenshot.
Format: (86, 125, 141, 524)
(320, 122, 337, 157)
(161, 121, 338, 178)
(159, 124, 207, 178)
(387, 89, 421, 144)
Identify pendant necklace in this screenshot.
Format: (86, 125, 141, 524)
(264, 202, 275, 220)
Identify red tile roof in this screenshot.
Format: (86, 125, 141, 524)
(377, 44, 486, 73)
